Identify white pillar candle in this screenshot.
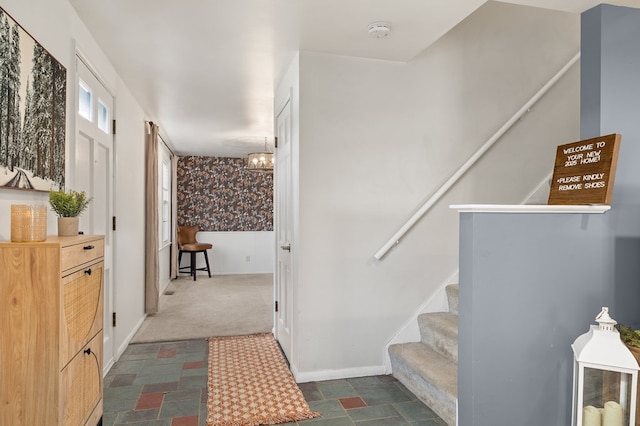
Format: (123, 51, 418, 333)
(584, 405, 603, 426)
(603, 401, 624, 426)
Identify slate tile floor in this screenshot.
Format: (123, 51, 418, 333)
(102, 339, 446, 426)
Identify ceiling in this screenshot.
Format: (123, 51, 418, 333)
(67, 0, 639, 157)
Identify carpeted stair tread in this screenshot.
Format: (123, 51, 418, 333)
(389, 342, 457, 425)
(389, 342, 457, 396)
(418, 312, 458, 363)
(445, 284, 459, 315)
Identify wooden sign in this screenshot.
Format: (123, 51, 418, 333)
(548, 134, 621, 205)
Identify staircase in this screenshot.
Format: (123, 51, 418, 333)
(388, 284, 458, 426)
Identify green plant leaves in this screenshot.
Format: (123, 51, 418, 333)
(49, 189, 93, 217)
(616, 324, 640, 348)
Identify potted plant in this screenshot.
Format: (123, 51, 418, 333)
(49, 189, 92, 236)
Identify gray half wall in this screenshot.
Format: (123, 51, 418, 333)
(458, 211, 610, 426)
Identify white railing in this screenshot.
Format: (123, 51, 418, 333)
(373, 52, 581, 261)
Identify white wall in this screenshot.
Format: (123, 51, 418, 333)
(159, 246, 172, 292)
(282, 2, 581, 381)
(178, 231, 275, 275)
(1, 0, 148, 362)
(111, 79, 147, 356)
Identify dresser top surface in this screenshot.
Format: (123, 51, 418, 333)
(0, 235, 104, 248)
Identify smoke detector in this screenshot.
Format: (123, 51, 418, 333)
(368, 22, 391, 38)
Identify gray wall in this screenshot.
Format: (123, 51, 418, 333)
(581, 5, 640, 329)
(457, 5, 640, 425)
(458, 211, 610, 425)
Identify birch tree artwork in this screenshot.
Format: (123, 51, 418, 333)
(0, 7, 66, 192)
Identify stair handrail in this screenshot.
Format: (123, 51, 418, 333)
(373, 52, 581, 261)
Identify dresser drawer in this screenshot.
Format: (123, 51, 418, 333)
(61, 332, 103, 426)
(61, 239, 104, 272)
(61, 263, 104, 367)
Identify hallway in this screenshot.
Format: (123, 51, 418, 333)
(104, 273, 446, 425)
(132, 274, 272, 343)
(102, 339, 447, 425)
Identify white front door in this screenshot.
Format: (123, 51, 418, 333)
(275, 98, 293, 360)
(74, 57, 115, 374)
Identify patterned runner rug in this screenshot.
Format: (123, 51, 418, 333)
(207, 333, 320, 426)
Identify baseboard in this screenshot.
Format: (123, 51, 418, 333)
(211, 271, 274, 276)
(115, 315, 148, 361)
(175, 271, 274, 277)
(160, 277, 172, 295)
(103, 359, 114, 376)
(293, 365, 387, 384)
(523, 172, 552, 204)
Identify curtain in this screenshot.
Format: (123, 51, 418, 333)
(170, 153, 178, 279)
(145, 121, 159, 314)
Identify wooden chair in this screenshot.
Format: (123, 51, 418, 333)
(177, 225, 212, 281)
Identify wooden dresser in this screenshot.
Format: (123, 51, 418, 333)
(0, 235, 104, 426)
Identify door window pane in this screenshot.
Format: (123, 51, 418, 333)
(98, 99, 110, 134)
(78, 79, 92, 121)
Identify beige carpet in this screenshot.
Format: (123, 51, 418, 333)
(132, 274, 273, 343)
(207, 334, 320, 426)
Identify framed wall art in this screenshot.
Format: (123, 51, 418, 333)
(0, 6, 66, 192)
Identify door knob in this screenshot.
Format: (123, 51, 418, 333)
(280, 244, 291, 252)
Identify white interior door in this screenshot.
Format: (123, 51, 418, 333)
(275, 98, 293, 360)
(74, 57, 115, 374)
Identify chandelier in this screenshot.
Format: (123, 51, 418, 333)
(247, 138, 274, 173)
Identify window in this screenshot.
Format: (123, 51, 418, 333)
(161, 159, 171, 244)
(78, 79, 92, 121)
(97, 99, 110, 134)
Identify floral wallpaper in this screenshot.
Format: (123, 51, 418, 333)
(177, 156, 273, 231)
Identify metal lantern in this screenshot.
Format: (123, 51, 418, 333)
(572, 307, 639, 426)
